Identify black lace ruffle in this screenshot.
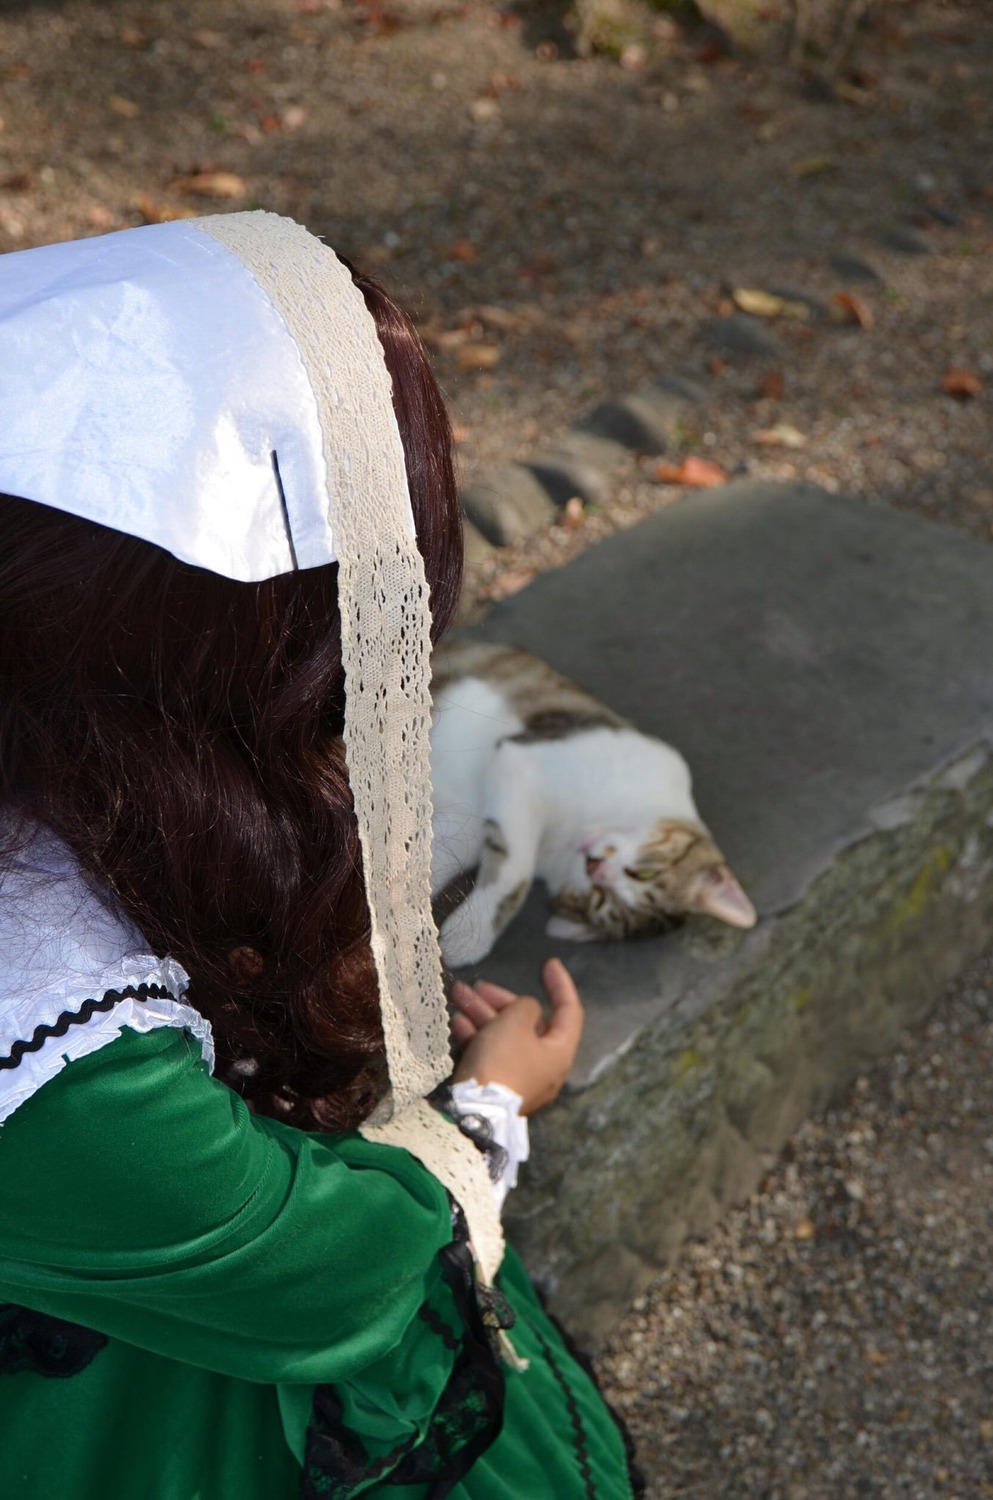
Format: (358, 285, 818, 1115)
(0, 982, 173, 1071)
(428, 1082, 509, 1187)
(0, 1303, 108, 1379)
(302, 1208, 506, 1499)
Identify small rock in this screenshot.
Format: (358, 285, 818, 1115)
(879, 224, 932, 255)
(830, 253, 883, 283)
(578, 384, 697, 456)
(461, 464, 558, 547)
(526, 431, 625, 508)
(702, 312, 783, 359)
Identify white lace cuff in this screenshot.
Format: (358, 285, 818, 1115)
(449, 1079, 530, 1212)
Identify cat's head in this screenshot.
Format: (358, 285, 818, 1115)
(547, 819, 756, 943)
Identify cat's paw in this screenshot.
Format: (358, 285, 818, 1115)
(439, 910, 496, 968)
(545, 915, 598, 943)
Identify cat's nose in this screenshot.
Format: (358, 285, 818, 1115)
(585, 854, 604, 878)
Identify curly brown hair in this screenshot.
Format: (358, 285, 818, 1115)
(0, 270, 462, 1131)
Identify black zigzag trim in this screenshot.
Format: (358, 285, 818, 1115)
(535, 1331, 598, 1500)
(0, 983, 173, 1072)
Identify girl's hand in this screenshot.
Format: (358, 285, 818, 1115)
(450, 958, 584, 1116)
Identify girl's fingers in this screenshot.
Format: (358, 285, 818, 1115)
(471, 979, 522, 1011)
(450, 980, 497, 1027)
(542, 958, 585, 1051)
(451, 1013, 477, 1046)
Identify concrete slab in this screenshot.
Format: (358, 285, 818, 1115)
(454, 482, 993, 1339)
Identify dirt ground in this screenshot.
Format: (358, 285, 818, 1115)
(2, 2, 993, 1495)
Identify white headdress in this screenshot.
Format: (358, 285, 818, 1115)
(0, 212, 503, 1281)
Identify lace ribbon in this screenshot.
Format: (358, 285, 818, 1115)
(199, 213, 504, 1282)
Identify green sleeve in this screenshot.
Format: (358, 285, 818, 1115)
(0, 1025, 454, 1387)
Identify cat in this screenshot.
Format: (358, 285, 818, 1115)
(430, 641, 756, 967)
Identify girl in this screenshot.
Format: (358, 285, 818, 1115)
(0, 212, 637, 1498)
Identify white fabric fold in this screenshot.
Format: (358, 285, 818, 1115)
(0, 822, 212, 1126)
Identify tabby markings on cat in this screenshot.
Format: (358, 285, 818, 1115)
(430, 641, 756, 967)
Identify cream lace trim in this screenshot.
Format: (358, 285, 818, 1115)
(198, 213, 503, 1281)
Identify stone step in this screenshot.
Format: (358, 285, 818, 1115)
(458, 481, 993, 1342)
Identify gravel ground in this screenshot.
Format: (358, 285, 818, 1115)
(596, 953, 993, 1500)
(2, 3, 993, 1494)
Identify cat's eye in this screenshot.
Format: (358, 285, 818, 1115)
(624, 868, 656, 883)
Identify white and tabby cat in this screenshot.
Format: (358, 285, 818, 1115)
(430, 641, 756, 967)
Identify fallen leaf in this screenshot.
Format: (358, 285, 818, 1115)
(752, 423, 808, 449)
(793, 1216, 816, 1241)
(134, 192, 195, 224)
(281, 105, 307, 131)
(460, 303, 541, 333)
(246, 57, 267, 74)
(864, 1347, 890, 1367)
(941, 367, 983, 400)
(172, 170, 247, 199)
(480, 568, 535, 601)
(191, 28, 224, 49)
(259, 113, 283, 134)
(444, 238, 478, 263)
(118, 25, 149, 48)
(560, 496, 586, 530)
(733, 287, 810, 321)
(707, 355, 728, 376)
(792, 154, 839, 179)
(755, 369, 785, 400)
(421, 326, 470, 350)
(1, 171, 34, 192)
(653, 456, 728, 488)
(107, 94, 141, 119)
(831, 291, 873, 328)
(455, 342, 501, 372)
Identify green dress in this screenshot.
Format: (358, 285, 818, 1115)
(0, 1023, 635, 1499)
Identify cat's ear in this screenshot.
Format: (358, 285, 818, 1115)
(546, 914, 598, 943)
(689, 864, 757, 929)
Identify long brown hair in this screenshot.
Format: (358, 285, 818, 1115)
(0, 270, 462, 1131)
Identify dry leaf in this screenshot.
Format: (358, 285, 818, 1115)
(191, 28, 224, 49)
(707, 355, 728, 376)
(118, 25, 149, 48)
(941, 368, 983, 400)
(752, 423, 808, 449)
(480, 569, 535, 602)
(463, 303, 539, 333)
(455, 342, 501, 372)
(281, 105, 307, 131)
(653, 456, 728, 488)
(733, 287, 810, 321)
(755, 369, 785, 400)
(173, 171, 247, 199)
(560, 497, 586, 530)
(793, 1216, 816, 1241)
(831, 291, 873, 329)
(1, 171, 34, 192)
(107, 94, 141, 120)
(444, 238, 478, 263)
(791, 155, 838, 179)
(134, 192, 194, 225)
(421, 326, 470, 350)
(864, 1348, 890, 1368)
(259, 114, 283, 134)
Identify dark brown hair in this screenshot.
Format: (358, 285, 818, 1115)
(0, 271, 462, 1130)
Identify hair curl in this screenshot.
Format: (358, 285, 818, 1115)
(0, 270, 462, 1131)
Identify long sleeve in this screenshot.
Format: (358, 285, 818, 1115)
(0, 1025, 454, 1387)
